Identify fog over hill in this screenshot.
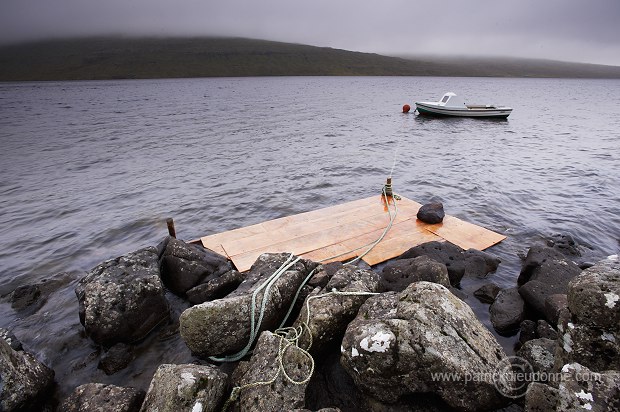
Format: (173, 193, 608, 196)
(1, 36, 619, 82)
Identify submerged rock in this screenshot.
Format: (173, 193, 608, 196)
(59, 383, 145, 412)
(179, 253, 315, 358)
(474, 282, 501, 304)
(341, 281, 508, 411)
(140, 363, 228, 412)
(10, 284, 42, 311)
(380, 256, 449, 291)
(160, 237, 232, 296)
(0, 338, 55, 412)
(98, 343, 134, 375)
(75, 247, 170, 346)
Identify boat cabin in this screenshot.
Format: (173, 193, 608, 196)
(438, 92, 465, 108)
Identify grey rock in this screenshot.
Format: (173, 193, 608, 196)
(517, 338, 556, 377)
(543, 294, 568, 327)
(524, 382, 560, 412)
(341, 281, 508, 411)
(59, 383, 144, 412)
(75, 247, 170, 346)
(292, 265, 381, 353)
(160, 237, 232, 296)
(519, 320, 538, 345)
(416, 202, 445, 224)
(380, 256, 450, 291)
(556, 363, 620, 412)
(398, 241, 500, 286)
(0, 328, 22, 351)
(0, 338, 55, 412)
(140, 363, 228, 412)
(474, 283, 501, 304)
(536, 320, 558, 340)
(490, 287, 526, 335)
(186, 270, 245, 305)
(179, 253, 315, 358)
(233, 331, 312, 412)
(98, 343, 134, 375)
(555, 257, 620, 372)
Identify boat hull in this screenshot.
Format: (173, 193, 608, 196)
(415, 102, 512, 118)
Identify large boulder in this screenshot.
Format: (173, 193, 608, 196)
(340, 282, 508, 411)
(517, 246, 581, 319)
(292, 265, 381, 353)
(232, 331, 313, 412)
(160, 237, 232, 296)
(398, 241, 500, 286)
(524, 363, 620, 412)
(489, 287, 526, 335)
(555, 256, 620, 372)
(140, 363, 228, 412)
(380, 256, 449, 291)
(59, 383, 145, 412)
(75, 247, 170, 346)
(0, 338, 55, 412)
(179, 253, 315, 358)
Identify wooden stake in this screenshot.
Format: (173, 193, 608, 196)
(166, 218, 176, 238)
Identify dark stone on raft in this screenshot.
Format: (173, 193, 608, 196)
(186, 269, 245, 305)
(473, 282, 501, 303)
(98, 343, 134, 375)
(75, 247, 170, 346)
(381, 255, 450, 291)
(489, 287, 526, 335)
(416, 202, 445, 224)
(59, 383, 145, 412)
(160, 237, 232, 296)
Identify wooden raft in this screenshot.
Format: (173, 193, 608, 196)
(200, 195, 506, 272)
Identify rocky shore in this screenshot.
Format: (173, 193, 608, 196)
(1, 234, 618, 411)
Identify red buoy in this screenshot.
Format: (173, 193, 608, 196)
(402, 104, 411, 113)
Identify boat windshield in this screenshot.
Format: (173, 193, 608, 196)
(441, 95, 450, 103)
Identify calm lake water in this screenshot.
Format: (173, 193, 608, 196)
(1, 76, 619, 400)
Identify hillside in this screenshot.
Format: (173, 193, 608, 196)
(1, 36, 620, 81)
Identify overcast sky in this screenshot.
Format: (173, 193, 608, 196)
(1, 0, 619, 66)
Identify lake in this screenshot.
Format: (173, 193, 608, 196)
(1, 76, 619, 399)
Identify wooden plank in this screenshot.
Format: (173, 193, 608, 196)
(425, 215, 506, 250)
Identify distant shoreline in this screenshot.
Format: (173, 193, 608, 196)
(2, 36, 620, 82)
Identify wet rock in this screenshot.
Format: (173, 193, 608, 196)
(517, 338, 555, 377)
(416, 202, 445, 224)
(179, 253, 315, 358)
(233, 331, 312, 412)
(140, 363, 228, 412)
(536, 320, 558, 340)
(519, 320, 538, 345)
(75, 247, 170, 346)
(555, 256, 620, 372)
(59, 383, 145, 412)
(10, 284, 42, 310)
(474, 282, 501, 303)
(490, 287, 526, 335)
(546, 233, 581, 257)
(543, 294, 568, 327)
(292, 265, 381, 353)
(98, 343, 134, 375)
(160, 237, 232, 296)
(341, 281, 508, 411)
(0, 338, 55, 412)
(0, 328, 22, 351)
(525, 363, 620, 412)
(186, 270, 245, 305)
(380, 256, 450, 291)
(398, 241, 500, 286)
(517, 246, 581, 319)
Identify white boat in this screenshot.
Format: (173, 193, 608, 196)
(415, 92, 512, 118)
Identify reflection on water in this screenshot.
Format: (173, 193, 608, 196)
(0, 76, 619, 399)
